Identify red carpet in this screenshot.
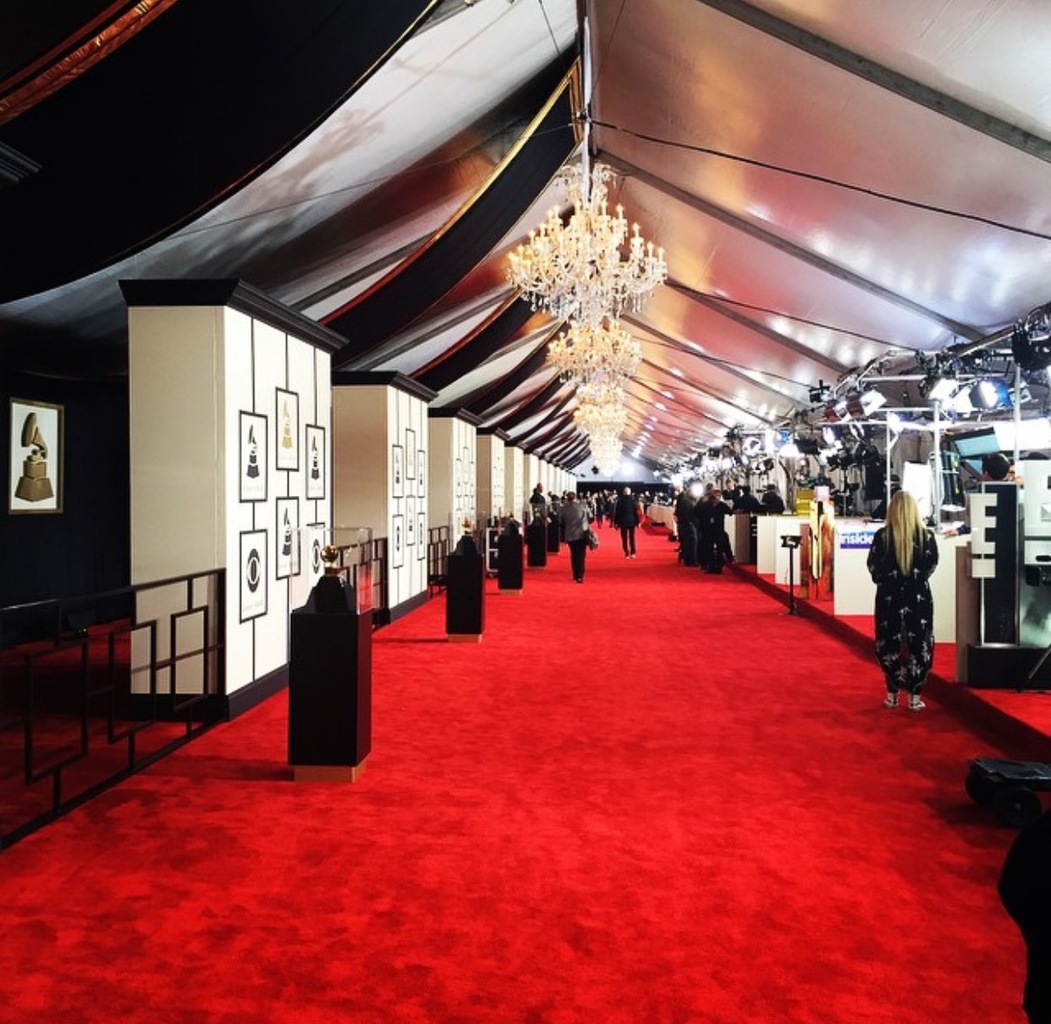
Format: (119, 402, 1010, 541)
(0, 524, 1031, 1023)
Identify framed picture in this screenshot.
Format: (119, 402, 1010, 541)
(304, 424, 326, 500)
(392, 444, 404, 498)
(405, 429, 416, 478)
(391, 513, 405, 569)
(239, 529, 268, 622)
(275, 497, 300, 579)
(9, 399, 63, 514)
(239, 411, 268, 503)
(307, 521, 327, 580)
(416, 449, 426, 496)
(406, 496, 416, 546)
(275, 388, 299, 471)
(417, 511, 427, 560)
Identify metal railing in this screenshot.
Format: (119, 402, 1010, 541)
(0, 569, 224, 849)
(427, 525, 451, 593)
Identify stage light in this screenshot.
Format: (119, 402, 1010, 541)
(845, 389, 886, 419)
(969, 378, 1011, 411)
(809, 381, 833, 404)
(919, 373, 957, 402)
(862, 390, 887, 414)
(1012, 303, 1051, 371)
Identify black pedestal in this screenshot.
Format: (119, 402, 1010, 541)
(526, 518, 547, 567)
(546, 518, 560, 554)
(966, 644, 1051, 690)
(446, 551, 485, 640)
(497, 532, 524, 592)
(288, 578, 371, 780)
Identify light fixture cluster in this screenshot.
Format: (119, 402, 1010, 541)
(508, 160, 666, 476)
(547, 320, 641, 384)
(919, 356, 1016, 415)
(823, 388, 886, 422)
(508, 163, 666, 327)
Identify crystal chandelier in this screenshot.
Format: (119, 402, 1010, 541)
(574, 394, 628, 436)
(546, 319, 641, 385)
(588, 427, 623, 476)
(508, 162, 667, 327)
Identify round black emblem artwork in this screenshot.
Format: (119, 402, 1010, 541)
(246, 549, 262, 592)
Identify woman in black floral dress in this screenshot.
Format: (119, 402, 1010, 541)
(866, 490, 939, 710)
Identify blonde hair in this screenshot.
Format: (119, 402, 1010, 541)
(885, 489, 924, 574)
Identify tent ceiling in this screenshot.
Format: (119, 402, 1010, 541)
(3, 0, 1051, 472)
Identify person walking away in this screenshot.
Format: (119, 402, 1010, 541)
(558, 492, 590, 583)
(694, 489, 715, 571)
(613, 486, 640, 558)
(865, 489, 938, 710)
(706, 489, 734, 573)
(1000, 806, 1051, 1024)
(675, 484, 699, 565)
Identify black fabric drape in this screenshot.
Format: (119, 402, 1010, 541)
(328, 67, 578, 365)
(495, 376, 564, 432)
(414, 299, 538, 394)
(518, 409, 575, 453)
(516, 391, 575, 445)
(460, 340, 554, 417)
(0, 0, 441, 302)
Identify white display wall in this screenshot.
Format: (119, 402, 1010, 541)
(477, 431, 506, 518)
(332, 374, 433, 620)
(505, 444, 524, 517)
(126, 283, 335, 703)
(429, 410, 480, 532)
(525, 453, 541, 507)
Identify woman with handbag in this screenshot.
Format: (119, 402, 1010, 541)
(558, 492, 592, 584)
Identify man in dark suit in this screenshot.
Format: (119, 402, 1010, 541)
(734, 485, 763, 513)
(613, 486, 640, 558)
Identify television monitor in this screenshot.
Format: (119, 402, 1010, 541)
(950, 428, 999, 459)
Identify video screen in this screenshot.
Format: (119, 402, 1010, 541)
(950, 428, 1000, 459)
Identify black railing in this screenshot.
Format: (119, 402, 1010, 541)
(0, 569, 225, 849)
(322, 537, 388, 620)
(427, 525, 451, 593)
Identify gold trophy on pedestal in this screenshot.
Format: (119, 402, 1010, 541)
(14, 412, 54, 502)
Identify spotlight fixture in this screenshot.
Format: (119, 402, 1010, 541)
(845, 389, 887, 419)
(853, 441, 882, 468)
(824, 397, 849, 422)
(919, 372, 957, 402)
(969, 378, 1012, 411)
(1012, 302, 1051, 371)
(808, 380, 833, 404)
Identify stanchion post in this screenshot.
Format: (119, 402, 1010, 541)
(780, 534, 801, 616)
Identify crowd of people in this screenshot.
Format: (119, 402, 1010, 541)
(670, 481, 785, 573)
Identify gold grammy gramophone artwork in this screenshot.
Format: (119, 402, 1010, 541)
(281, 400, 294, 451)
(15, 411, 54, 502)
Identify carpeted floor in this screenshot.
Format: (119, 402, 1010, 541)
(0, 523, 1031, 1023)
